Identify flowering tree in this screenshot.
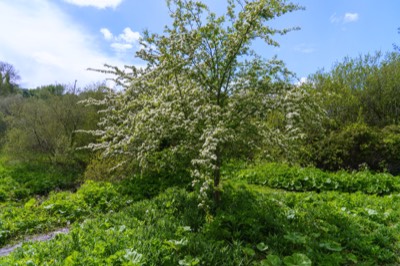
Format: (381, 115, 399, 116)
(86, 0, 318, 208)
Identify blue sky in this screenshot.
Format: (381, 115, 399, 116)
(0, 0, 398, 88)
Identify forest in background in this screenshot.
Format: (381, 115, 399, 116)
(2, 51, 400, 178)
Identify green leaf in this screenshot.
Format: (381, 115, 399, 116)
(164, 238, 188, 250)
(346, 253, 358, 263)
(182, 226, 192, 232)
(179, 256, 200, 266)
(24, 198, 37, 209)
(243, 247, 256, 257)
(124, 249, 143, 265)
(25, 260, 36, 266)
(257, 242, 269, 252)
(261, 254, 282, 266)
(284, 232, 307, 244)
(43, 204, 54, 210)
(319, 241, 343, 252)
(365, 208, 378, 216)
(283, 253, 312, 266)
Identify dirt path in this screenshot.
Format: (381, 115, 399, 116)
(0, 228, 69, 257)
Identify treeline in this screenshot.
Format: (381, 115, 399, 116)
(301, 51, 400, 174)
(0, 80, 104, 171)
(1, 50, 400, 177)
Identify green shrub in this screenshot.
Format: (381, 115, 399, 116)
(311, 123, 400, 175)
(83, 155, 123, 182)
(77, 181, 121, 212)
(382, 125, 400, 175)
(313, 123, 384, 172)
(238, 162, 400, 195)
(6, 162, 81, 198)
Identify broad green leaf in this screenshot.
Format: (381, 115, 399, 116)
(257, 242, 269, 252)
(347, 253, 358, 263)
(283, 253, 312, 266)
(319, 241, 343, 252)
(243, 247, 256, 257)
(284, 232, 307, 244)
(261, 254, 282, 266)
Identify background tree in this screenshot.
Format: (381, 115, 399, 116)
(361, 53, 400, 126)
(307, 52, 400, 128)
(4, 84, 104, 167)
(0, 62, 20, 96)
(305, 51, 400, 173)
(86, 0, 323, 208)
(0, 95, 23, 147)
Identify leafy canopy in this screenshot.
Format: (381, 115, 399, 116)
(308, 51, 400, 128)
(87, 0, 317, 207)
(0, 61, 20, 96)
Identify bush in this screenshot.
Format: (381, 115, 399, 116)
(7, 162, 81, 197)
(311, 123, 400, 175)
(313, 123, 385, 172)
(3, 85, 104, 167)
(382, 125, 400, 175)
(77, 181, 121, 212)
(84, 155, 123, 182)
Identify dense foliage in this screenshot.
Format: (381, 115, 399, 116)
(239, 162, 400, 195)
(0, 83, 104, 169)
(301, 52, 400, 173)
(307, 52, 400, 128)
(2, 164, 400, 265)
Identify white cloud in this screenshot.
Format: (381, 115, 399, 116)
(32, 51, 64, 68)
(111, 43, 133, 52)
(344, 13, 359, 23)
(330, 12, 359, 24)
(100, 28, 113, 40)
(0, 0, 131, 88)
(63, 0, 124, 9)
(118, 28, 141, 43)
(102, 27, 142, 53)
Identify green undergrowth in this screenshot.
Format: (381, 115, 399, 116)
(2, 162, 400, 265)
(238, 163, 400, 195)
(0, 171, 191, 248)
(2, 178, 400, 265)
(0, 181, 127, 247)
(0, 162, 81, 202)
